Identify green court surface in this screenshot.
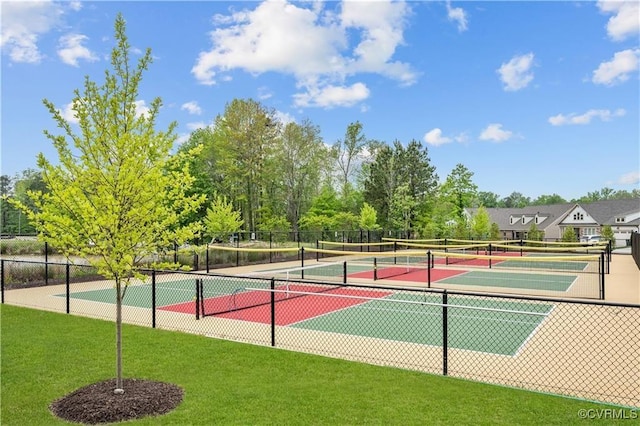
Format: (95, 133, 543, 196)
(58, 278, 554, 356)
(56, 279, 271, 309)
(435, 270, 577, 291)
(292, 293, 554, 356)
(253, 262, 374, 279)
(495, 258, 589, 271)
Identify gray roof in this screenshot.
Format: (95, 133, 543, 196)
(467, 198, 640, 230)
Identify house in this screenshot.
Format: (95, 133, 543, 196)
(466, 198, 640, 246)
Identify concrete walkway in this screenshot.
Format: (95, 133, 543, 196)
(606, 253, 639, 304)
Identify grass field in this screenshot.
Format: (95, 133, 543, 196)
(1, 304, 632, 425)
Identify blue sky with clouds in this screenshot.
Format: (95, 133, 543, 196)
(1, 0, 638, 201)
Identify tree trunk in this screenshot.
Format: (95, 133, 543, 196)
(115, 278, 124, 394)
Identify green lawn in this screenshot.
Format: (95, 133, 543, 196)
(0, 305, 628, 425)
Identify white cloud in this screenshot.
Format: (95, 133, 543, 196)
(446, 1, 468, 32)
(57, 33, 98, 67)
(0, 0, 64, 63)
(293, 82, 370, 108)
(497, 53, 535, 91)
(59, 102, 79, 125)
(548, 108, 626, 126)
(274, 110, 296, 126)
(424, 128, 452, 146)
(192, 0, 415, 108)
(597, 0, 640, 41)
(592, 49, 640, 86)
(186, 121, 207, 131)
(479, 123, 514, 142)
(134, 100, 150, 119)
(69, 1, 83, 12)
(618, 171, 640, 185)
(181, 101, 202, 115)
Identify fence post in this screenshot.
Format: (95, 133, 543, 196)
(442, 290, 448, 376)
(45, 241, 49, 286)
(343, 261, 347, 284)
(600, 253, 605, 300)
(206, 244, 210, 274)
(270, 278, 276, 347)
(174, 242, 178, 264)
(66, 263, 70, 314)
(152, 270, 157, 328)
(195, 278, 200, 320)
(427, 251, 431, 288)
(1, 259, 5, 304)
(300, 247, 305, 268)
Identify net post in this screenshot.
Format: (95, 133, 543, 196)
(427, 251, 431, 288)
(270, 278, 276, 347)
(489, 243, 493, 256)
(442, 290, 448, 376)
(374, 258, 378, 281)
(343, 261, 347, 284)
(195, 278, 200, 320)
(152, 270, 157, 328)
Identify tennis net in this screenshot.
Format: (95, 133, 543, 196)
(198, 263, 348, 317)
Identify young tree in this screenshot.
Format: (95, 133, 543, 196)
(600, 225, 615, 248)
(527, 222, 544, 242)
(359, 202, 381, 231)
(203, 194, 244, 243)
(11, 15, 204, 393)
(561, 227, 578, 242)
(470, 206, 491, 240)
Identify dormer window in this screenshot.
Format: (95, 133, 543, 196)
(615, 217, 625, 223)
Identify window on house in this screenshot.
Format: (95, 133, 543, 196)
(573, 213, 584, 220)
(616, 217, 625, 223)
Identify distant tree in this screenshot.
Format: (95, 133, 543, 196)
(439, 163, 478, 220)
(10, 14, 205, 393)
(527, 222, 544, 241)
(470, 206, 491, 240)
(502, 191, 530, 208)
(359, 202, 381, 230)
(390, 183, 417, 232)
(489, 222, 501, 240)
(0, 175, 12, 196)
(561, 227, 578, 242)
(276, 119, 330, 231)
(476, 191, 501, 208)
(600, 225, 615, 248)
(203, 194, 244, 243)
(531, 194, 566, 206)
(453, 217, 470, 240)
(334, 121, 367, 201)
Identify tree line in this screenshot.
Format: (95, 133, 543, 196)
(2, 98, 639, 238)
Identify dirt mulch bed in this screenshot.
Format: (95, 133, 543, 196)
(50, 378, 183, 424)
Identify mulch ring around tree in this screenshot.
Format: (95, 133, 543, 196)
(50, 378, 183, 424)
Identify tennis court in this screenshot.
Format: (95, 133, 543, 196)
(56, 276, 554, 357)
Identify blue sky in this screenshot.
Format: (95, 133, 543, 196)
(1, 0, 639, 201)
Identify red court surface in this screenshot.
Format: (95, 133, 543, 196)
(160, 285, 394, 326)
(347, 267, 466, 283)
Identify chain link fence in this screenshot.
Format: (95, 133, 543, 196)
(2, 259, 638, 408)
